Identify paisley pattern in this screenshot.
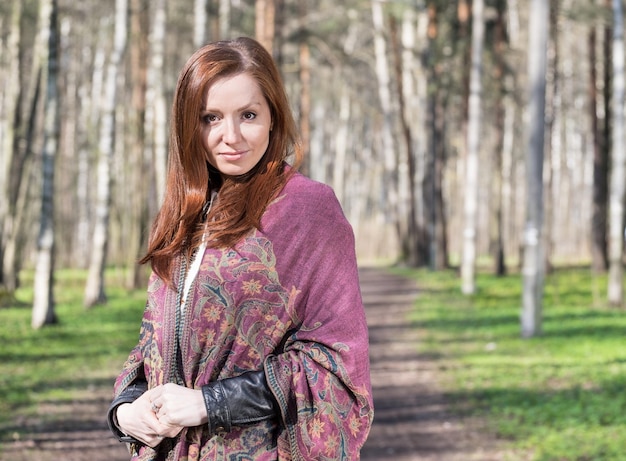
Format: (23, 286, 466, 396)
(113, 174, 373, 461)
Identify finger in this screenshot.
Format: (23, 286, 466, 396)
(144, 385, 163, 401)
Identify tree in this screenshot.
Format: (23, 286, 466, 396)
(490, 0, 508, 276)
(194, 0, 209, 48)
(124, 0, 150, 290)
(32, 0, 59, 329)
(84, 0, 128, 307)
(255, 0, 276, 54)
(371, 0, 401, 259)
(589, 6, 609, 274)
(461, 0, 485, 295)
(607, 0, 625, 306)
(521, 0, 549, 338)
(0, 0, 22, 293)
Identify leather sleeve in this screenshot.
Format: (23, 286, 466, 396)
(107, 380, 148, 443)
(201, 369, 278, 435)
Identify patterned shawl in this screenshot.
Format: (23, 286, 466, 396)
(113, 173, 373, 460)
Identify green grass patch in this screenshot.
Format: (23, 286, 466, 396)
(395, 266, 626, 461)
(0, 269, 146, 436)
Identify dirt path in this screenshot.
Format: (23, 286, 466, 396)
(359, 267, 508, 460)
(0, 268, 509, 460)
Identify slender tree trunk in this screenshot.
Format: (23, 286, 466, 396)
(0, 0, 22, 292)
(521, 0, 549, 337)
(608, 0, 626, 306)
(126, 0, 149, 289)
(491, 0, 507, 276)
(371, 0, 401, 257)
(425, 3, 439, 269)
(298, 8, 311, 176)
(144, 0, 167, 214)
(333, 85, 349, 203)
(390, 14, 420, 267)
(589, 24, 609, 273)
(219, 0, 231, 39)
(255, 0, 276, 54)
(32, 0, 59, 329)
(84, 0, 128, 307)
(543, 0, 559, 275)
(193, 0, 208, 48)
(461, 0, 485, 294)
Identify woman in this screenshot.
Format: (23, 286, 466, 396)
(107, 36, 373, 461)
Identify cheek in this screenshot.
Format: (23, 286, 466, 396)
(199, 129, 215, 152)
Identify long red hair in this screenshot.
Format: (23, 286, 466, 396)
(141, 37, 303, 285)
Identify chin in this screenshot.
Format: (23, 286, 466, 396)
(217, 165, 254, 177)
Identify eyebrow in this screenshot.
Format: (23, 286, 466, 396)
(202, 101, 263, 113)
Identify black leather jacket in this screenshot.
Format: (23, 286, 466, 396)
(107, 370, 279, 444)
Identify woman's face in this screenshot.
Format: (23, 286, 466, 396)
(200, 73, 272, 178)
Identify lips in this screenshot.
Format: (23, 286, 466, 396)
(219, 150, 247, 160)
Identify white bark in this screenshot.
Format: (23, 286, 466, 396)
(461, 0, 485, 294)
(219, 0, 231, 39)
(309, 100, 328, 184)
(145, 0, 167, 205)
(193, 0, 208, 48)
(0, 0, 21, 290)
(608, 0, 625, 306)
(521, 0, 549, 337)
(84, 0, 127, 307)
(371, 0, 398, 228)
(32, 0, 59, 328)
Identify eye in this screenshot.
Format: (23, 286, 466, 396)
(202, 113, 219, 124)
(242, 111, 257, 121)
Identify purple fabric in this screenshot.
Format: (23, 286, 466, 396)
(113, 173, 373, 460)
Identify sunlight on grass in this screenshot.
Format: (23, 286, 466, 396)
(0, 270, 145, 431)
(397, 267, 626, 461)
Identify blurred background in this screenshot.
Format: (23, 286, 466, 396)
(3, 0, 621, 315)
(3, 1, 626, 460)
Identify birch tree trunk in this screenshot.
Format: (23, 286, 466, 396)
(608, 0, 626, 306)
(144, 0, 167, 212)
(461, 0, 485, 294)
(0, 0, 21, 292)
(521, 0, 549, 337)
(219, 0, 231, 39)
(32, 0, 59, 329)
(84, 0, 128, 307)
(193, 0, 208, 48)
(371, 0, 400, 253)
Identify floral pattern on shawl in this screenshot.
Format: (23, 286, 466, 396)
(112, 174, 373, 461)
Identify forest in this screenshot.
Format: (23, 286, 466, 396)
(0, 0, 625, 331)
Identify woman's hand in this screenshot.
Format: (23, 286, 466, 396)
(149, 383, 208, 428)
(116, 391, 184, 447)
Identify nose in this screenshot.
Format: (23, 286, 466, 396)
(222, 118, 241, 144)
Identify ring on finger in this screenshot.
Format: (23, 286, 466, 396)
(151, 402, 158, 412)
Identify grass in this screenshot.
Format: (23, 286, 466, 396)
(0, 269, 146, 436)
(393, 266, 626, 461)
(1, 266, 625, 460)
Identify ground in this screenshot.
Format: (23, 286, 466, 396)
(0, 268, 517, 461)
